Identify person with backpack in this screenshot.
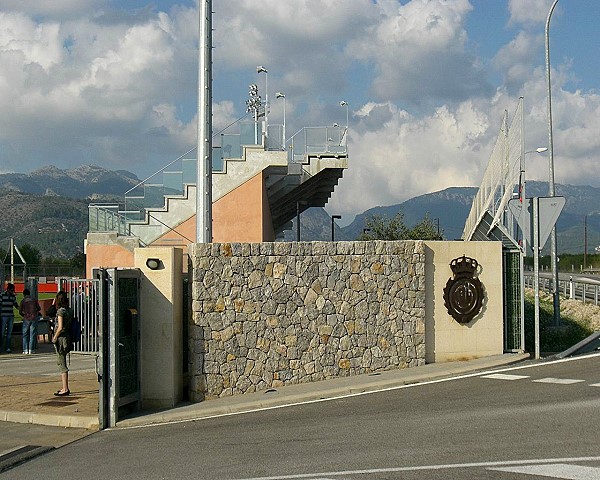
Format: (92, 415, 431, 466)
(51, 290, 74, 396)
(19, 288, 41, 354)
(1, 283, 19, 353)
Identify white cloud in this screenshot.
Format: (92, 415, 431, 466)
(327, 97, 495, 219)
(508, 0, 554, 25)
(0, 5, 199, 173)
(346, 0, 492, 105)
(1, 0, 600, 220)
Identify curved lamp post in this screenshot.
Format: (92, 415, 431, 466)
(340, 101, 348, 147)
(257, 66, 268, 139)
(545, 0, 560, 326)
(276, 92, 285, 150)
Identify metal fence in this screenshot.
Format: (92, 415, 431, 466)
(524, 273, 600, 306)
(59, 278, 100, 353)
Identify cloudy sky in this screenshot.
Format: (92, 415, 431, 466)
(1, 0, 599, 224)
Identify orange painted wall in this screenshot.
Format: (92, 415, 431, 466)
(151, 172, 275, 246)
(152, 215, 196, 254)
(212, 171, 274, 243)
(87, 172, 276, 275)
(85, 243, 134, 278)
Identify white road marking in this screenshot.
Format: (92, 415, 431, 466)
(480, 373, 530, 380)
(533, 378, 586, 385)
(590, 383, 600, 387)
(489, 463, 600, 479)
(233, 457, 600, 480)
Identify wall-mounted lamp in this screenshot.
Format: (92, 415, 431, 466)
(146, 258, 161, 270)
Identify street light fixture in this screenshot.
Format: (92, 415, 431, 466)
(257, 66, 268, 139)
(545, 0, 561, 326)
(331, 215, 341, 241)
(276, 92, 285, 150)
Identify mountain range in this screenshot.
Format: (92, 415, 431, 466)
(0, 165, 598, 259)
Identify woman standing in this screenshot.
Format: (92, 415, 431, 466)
(51, 290, 73, 396)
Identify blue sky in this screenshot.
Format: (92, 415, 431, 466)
(0, 0, 599, 223)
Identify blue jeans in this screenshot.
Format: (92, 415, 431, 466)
(1, 316, 14, 351)
(22, 319, 38, 353)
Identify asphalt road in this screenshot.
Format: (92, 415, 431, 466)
(3, 354, 599, 480)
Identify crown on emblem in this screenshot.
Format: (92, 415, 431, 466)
(449, 255, 478, 276)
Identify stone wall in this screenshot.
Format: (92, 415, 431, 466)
(189, 240, 426, 401)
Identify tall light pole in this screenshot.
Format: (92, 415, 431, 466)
(296, 200, 307, 242)
(257, 66, 268, 141)
(545, 0, 560, 326)
(331, 215, 341, 241)
(340, 101, 348, 147)
(196, 0, 212, 243)
(276, 92, 285, 150)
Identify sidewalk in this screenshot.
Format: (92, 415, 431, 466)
(0, 344, 99, 430)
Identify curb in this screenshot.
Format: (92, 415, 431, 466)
(0, 410, 98, 430)
(0, 445, 54, 474)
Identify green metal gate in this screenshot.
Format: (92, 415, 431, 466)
(503, 250, 523, 351)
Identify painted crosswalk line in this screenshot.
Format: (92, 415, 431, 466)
(480, 373, 530, 381)
(533, 378, 586, 385)
(489, 463, 600, 479)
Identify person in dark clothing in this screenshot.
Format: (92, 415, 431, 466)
(51, 290, 73, 396)
(20, 288, 41, 354)
(1, 283, 19, 353)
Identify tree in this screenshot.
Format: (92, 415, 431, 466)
(17, 244, 42, 266)
(70, 253, 86, 275)
(358, 212, 443, 241)
(406, 213, 443, 240)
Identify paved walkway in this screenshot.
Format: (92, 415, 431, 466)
(0, 343, 99, 430)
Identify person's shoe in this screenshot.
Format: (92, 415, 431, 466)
(23, 351, 27, 355)
(54, 390, 70, 397)
(28, 350, 34, 355)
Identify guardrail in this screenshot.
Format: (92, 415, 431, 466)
(524, 273, 600, 306)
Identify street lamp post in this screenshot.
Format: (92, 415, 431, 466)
(545, 0, 561, 326)
(196, 0, 212, 243)
(257, 66, 268, 141)
(340, 101, 348, 147)
(276, 92, 285, 150)
(296, 200, 307, 242)
(331, 215, 341, 241)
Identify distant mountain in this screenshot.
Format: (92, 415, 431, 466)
(339, 187, 477, 241)
(0, 165, 140, 259)
(289, 182, 600, 254)
(0, 164, 598, 259)
(0, 165, 139, 200)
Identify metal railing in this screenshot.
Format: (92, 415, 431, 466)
(88, 120, 347, 238)
(288, 125, 347, 163)
(88, 204, 131, 234)
(463, 99, 523, 240)
(524, 273, 600, 306)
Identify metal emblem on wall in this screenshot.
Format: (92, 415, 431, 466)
(443, 255, 484, 324)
